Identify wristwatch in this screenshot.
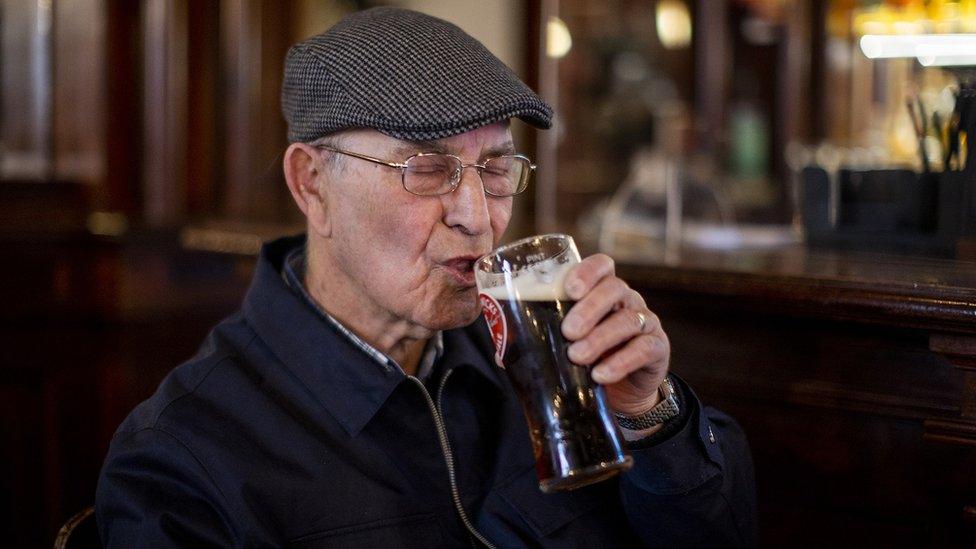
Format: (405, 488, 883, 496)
(614, 375, 680, 430)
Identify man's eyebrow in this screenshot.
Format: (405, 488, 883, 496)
(392, 141, 450, 157)
(483, 142, 516, 158)
(391, 140, 516, 159)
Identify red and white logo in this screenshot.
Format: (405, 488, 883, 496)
(478, 293, 507, 369)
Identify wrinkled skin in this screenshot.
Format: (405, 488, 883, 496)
(283, 122, 670, 425)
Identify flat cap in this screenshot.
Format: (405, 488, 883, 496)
(281, 7, 553, 143)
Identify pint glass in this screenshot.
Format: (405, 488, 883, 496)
(475, 234, 632, 492)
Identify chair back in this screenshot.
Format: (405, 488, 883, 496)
(54, 506, 99, 549)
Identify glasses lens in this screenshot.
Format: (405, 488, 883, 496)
(482, 156, 530, 196)
(404, 154, 461, 195)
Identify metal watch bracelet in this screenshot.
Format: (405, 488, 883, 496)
(614, 375, 680, 430)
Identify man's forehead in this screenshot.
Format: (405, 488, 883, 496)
(390, 123, 515, 157)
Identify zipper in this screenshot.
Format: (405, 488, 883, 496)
(408, 371, 496, 549)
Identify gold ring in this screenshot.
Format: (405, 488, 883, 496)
(635, 311, 647, 333)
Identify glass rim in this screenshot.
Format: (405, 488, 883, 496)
(476, 233, 575, 273)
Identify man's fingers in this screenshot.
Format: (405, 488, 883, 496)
(591, 334, 669, 385)
(564, 254, 615, 300)
(562, 281, 638, 340)
(568, 309, 661, 365)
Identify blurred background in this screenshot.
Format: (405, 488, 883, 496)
(3, 0, 976, 546)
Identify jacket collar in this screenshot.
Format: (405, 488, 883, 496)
(242, 235, 504, 437)
(442, 313, 507, 394)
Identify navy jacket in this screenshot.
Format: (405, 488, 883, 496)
(96, 236, 757, 547)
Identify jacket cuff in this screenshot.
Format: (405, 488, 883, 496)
(622, 375, 688, 446)
(619, 375, 724, 495)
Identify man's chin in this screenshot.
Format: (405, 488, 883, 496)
(424, 297, 481, 331)
(459, 304, 483, 326)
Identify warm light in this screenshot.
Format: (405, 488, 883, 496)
(87, 212, 129, 237)
(891, 21, 925, 35)
(546, 16, 572, 58)
(656, 0, 693, 50)
(853, 6, 896, 36)
(860, 33, 976, 59)
(917, 42, 976, 65)
(860, 34, 922, 58)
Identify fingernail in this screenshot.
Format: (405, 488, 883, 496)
(570, 341, 588, 361)
(563, 317, 580, 334)
(592, 365, 609, 383)
(566, 280, 583, 298)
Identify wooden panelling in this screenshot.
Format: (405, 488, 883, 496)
(620, 246, 976, 547)
(0, 235, 254, 546)
(53, 0, 106, 187)
(185, 1, 221, 217)
(103, 0, 144, 216)
(220, 0, 293, 223)
(143, 0, 189, 227)
(0, 0, 53, 180)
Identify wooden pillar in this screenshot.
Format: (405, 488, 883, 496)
(694, 0, 731, 155)
(220, 0, 291, 223)
(143, 0, 188, 227)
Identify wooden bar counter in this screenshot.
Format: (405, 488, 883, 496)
(613, 243, 976, 547)
(7, 231, 974, 546)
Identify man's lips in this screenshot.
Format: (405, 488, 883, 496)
(441, 255, 483, 285)
(443, 255, 481, 270)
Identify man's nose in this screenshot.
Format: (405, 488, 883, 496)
(442, 167, 492, 236)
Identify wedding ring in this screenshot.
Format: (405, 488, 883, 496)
(635, 311, 647, 333)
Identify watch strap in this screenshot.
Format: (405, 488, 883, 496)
(614, 375, 681, 430)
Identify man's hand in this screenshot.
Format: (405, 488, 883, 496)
(561, 254, 670, 417)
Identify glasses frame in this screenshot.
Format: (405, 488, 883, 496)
(314, 145, 536, 197)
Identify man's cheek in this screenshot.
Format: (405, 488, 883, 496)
(491, 209, 513, 241)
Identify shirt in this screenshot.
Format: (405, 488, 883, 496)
(280, 246, 443, 380)
(95, 235, 758, 547)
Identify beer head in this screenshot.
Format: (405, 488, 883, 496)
(478, 258, 573, 302)
(476, 233, 580, 303)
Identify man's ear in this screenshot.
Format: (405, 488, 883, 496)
(283, 143, 332, 238)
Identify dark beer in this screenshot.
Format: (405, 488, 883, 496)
(499, 298, 631, 491)
(476, 234, 631, 492)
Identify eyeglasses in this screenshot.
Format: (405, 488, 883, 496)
(315, 146, 536, 197)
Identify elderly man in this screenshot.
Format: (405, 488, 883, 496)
(97, 7, 756, 548)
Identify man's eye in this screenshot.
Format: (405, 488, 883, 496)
(410, 165, 448, 175)
(485, 170, 511, 180)
(408, 156, 455, 173)
(485, 159, 516, 175)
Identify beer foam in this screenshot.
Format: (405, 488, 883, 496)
(480, 258, 573, 301)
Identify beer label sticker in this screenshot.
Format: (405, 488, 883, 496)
(478, 293, 507, 369)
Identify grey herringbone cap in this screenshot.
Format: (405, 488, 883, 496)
(281, 7, 553, 143)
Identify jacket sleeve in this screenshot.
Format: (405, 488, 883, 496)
(617, 375, 758, 548)
(95, 427, 242, 548)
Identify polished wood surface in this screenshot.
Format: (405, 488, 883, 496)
(7, 234, 976, 546)
(616, 244, 976, 547)
(615, 244, 976, 333)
